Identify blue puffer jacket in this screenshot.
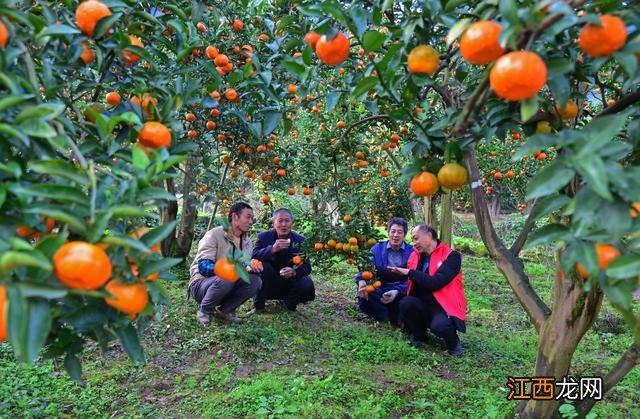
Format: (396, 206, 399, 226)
(355, 240, 413, 294)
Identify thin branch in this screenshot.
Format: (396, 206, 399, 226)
(342, 114, 392, 140)
(207, 159, 230, 231)
(596, 89, 640, 117)
(15, 39, 41, 104)
(510, 198, 538, 257)
(91, 51, 115, 103)
(384, 149, 402, 171)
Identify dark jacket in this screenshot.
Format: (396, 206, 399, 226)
(252, 229, 312, 279)
(355, 240, 413, 294)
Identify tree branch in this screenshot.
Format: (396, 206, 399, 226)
(510, 198, 538, 257)
(596, 89, 640, 117)
(466, 150, 550, 331)
(575, 343, 639, 416)
(207, 160, 230, 231)
(342, 114, 392, 140)
(384, 149, 402, 170)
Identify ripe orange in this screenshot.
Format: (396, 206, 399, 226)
(305, 31, 321, 51)
(129, 226, 161, 253)
(365, 285, 375, 293)
(536, 152, 547, 160)
(75, 0, 111, 37)
(629, 202, 640, 218)
(277, 169, 286, 177)
(16, 216, 55, 239)
(258, 33, 269, 42)
(343, 214, 352, 223)
(460, 21, 505, 65)
(362, 271, 373, 280)
(579, 15, 627, 57)
(327, 239, 337, 248)
(215, 258, 239, 282)
(287, 187, 295, 195)
(337, 120, 346, 128)
(80, 42, 95, 64)
(261, 194, 271, 203)
(314, 243, 324, 250)
(0, 21, 8, 48)
(104, 280, 148, 318)
(506, 170, 515, 178)
(206, 45, 219, 59)
(372, 281, 382, 289)
(407, 45, 439, 74)
(555, 100, 578, 120)
(302, 187, 312, 196)
(576, 243, 621, 278)
(494, 171, 503, 180)
(315, 32, 350, 66)
(130, 93, 157, 116)
(122, 35, 144, 65)
(287, 84, 298, 94)
(437, 162, 468, 190)
(489, 51, 547, 101)
(366, 238, 377, 248)
(185, 112, 196, 122)
(0, 286, 6, 341)
(232, 19, 244, 31)
(292, 255, 303, 265)
(54, 241, 112, 290)
(225, 88, 238, 101)
(138, 121, 171, 149)
(410, 172, 439, 196)
(196, 22, 206, 32)
(104, 92, 120, 107)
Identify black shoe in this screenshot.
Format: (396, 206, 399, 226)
(448, 341, 463, 356)
(409, 336, 426, 348)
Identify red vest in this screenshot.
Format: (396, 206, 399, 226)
(406, 242, 466, 320)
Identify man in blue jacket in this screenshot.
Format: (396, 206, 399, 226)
(251, 208, 315, 312)
(356, 217, 413, 325)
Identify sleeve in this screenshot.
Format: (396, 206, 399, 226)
(252, 233, 274, 261)
(408, 252, 461, 292)
(195, 230, 219, 264)
(375, 265, 408, 283)
(198, 259, 215, 277)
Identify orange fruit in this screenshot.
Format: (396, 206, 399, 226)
(206, 120, 216, 130)
(196, 22, 206, 32)
(206, 45, 219, 59)
(314, 243, 324, 250)
(366, 238, 377, 248)
(536, 152, 547, 160)
(337, 120, 346, 128)
(315, 32, 350, 66)
(407, 45, 439, 74)
(343, 214, 352, 223)
(75, 0, 111, 37)
(215, 258, 239, 282)
(506, 170, 515, 178)
(365, 285, 375, 293)
(494, 172, 503, 180)
(104, 280, 148, 318)
(106, 91, 121, 106)
(437, 163, 468, 190)
(302, 187, 312, 196)
(555, 100, 578, 120)
(292, 255, 303, 265)
(54, 241, 112, 290)
(489, 51, 547, 101)
(80, 42, 95, 64)
(287, 84, 298, 94)
(130, 93, 157, 116)
(232, 19, 244, 31)
(214, 54, 229, 67)
(277, 169, 286, 177)
(0, 285, 6, 341)
(122, 35, 144, 66)
(129, 226, 161, 253)
(287, 187, 296, 195)
(261, 194, 271, 203)
(460, 21, 505, 65)
(225, 88, 238, 101)
(372, 281, 382, 289)
(187, 129, 197, 138)
(410, 172, 439, 196)
(327, 239, 337, 248)
(0, 21, 8, 48)
(630, 202, 640, 218)
(138, 121, 171, 149)
(579, 15, 627, 57)
(16, 216, 55, 239)
(304, 31, 321, 51)
(576, 243, 621, 278)
(362, 271, 373, 280)
(185, 112, 196, 122)
(348, 237, 358, 245)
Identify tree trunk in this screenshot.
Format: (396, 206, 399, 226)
(160, 178, 178, 257)
(516, 253, 604, 418)
(488, 194, 501, 219)
(174, 152, 199, 259)
(440, 191, 452, 247)
(422, 196, 437, 226)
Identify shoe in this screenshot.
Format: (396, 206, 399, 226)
(244, 307, 266, 317)
(215, 310, 243, 324)
(409, 336, 426, 348)
(448, 341, 463, 357)
(196, 310, 211, 325)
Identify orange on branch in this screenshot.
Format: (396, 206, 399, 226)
(437, 163, 468, 190)
(0, 21, 8, 48)
(138, 121, 171, 149)
(106, 91, 121, 106)
(576, 243, 621, 278)
(121, 35, 144, 66)
(460, 20, 505, 65)
(75, 0, 111, 37)
(304, 31, 321, 51)
(410, 172, 439, 196)
(105, 280, 148, 318)
(489, 51, 547, 101)
(579, 15, 627, 57)
(215, 258, 239, 282)
(315, 32, 350, 66)
(407, 45, 439, 75)
(54, 241, 112, 290)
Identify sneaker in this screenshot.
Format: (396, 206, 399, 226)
(448, 341, 463, 357)
(215, 310, 243, 324)
(196, 310, 211, 325)
(409, 336, 426, 348)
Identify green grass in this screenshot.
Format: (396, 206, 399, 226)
(1, 250, 638, 418)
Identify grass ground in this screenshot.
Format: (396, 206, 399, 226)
(1, 246, 638, 417)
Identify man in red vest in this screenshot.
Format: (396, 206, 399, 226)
(389, 224, 466, 356)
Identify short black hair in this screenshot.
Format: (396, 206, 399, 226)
(387, 217, 408, 235)
(272, 207, 293, 220)
(413, 224, 438, 241)
(228, 202, 252, 221)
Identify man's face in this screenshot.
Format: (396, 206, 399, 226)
(233, 208, 254, 233)
(411, 227, 434, 253)
(273, 212, 293, 237)
(387, 224, 406, 248)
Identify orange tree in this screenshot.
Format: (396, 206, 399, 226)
(277, 0, 640, 416)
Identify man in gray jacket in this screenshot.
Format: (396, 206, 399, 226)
(188, 202, 262, 325)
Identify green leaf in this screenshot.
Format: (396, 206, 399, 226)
(573, 155, 613, 201)
(0, 94, 35, 112)
(525, 224, 570, 248)
(141, 222, 177, 249)
(28, 160, 89, 186)
(23, 207, 87, 233)
(0, 123, 29, 145)
(349, 7, 368, 37)
(262, 111, 282, 136)
(101, 235, 151, 253)
(10, 184, 88, 206)
(113, 323, 146, 364)
(325, 91, 342, 112)
(351, 76, 378, 99)
(499, 0, 519, 25)
(111, 205, 154, 219)
(613, 51, 638, 77)
(302, 44, 313, 66)
(87, 210, 114, 243)
(0, 250, 53, 273)
(18, 120, 57, 138)
(526, 162, 575, 200)
(530, 194, 571, 220)
(446, 18, 471, 45)
(132, 145, 151, 169)
(577, 113, 628, 158)
(93, 13, 121, 39)
(15, 283, 67, 299)
(282, 59, 306, 76)
(139, 258, 183, 278)
(362, 30, 384, 52)
(606, 255, 640, 279)
(137, 187, 175, 203)
(520, 95, 538, 122)
(37, 24, 80, 37)
(63, 353, 84, 384)
(599, 275, 634, 311)
(445, 0, 468, 12)
(8, 294, 52, 364)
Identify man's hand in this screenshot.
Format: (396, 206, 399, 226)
(272, 238, 291, 253)
(279, 267, 296, 279)
(247, 259, 264, 273)
(357, 280, 368, 300)
(381, 290, 399, 304)
(388, 266, 410, 276)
